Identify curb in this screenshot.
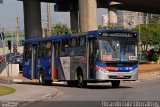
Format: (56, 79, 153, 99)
(33, 88, 58, 101)
(0, 82, 59, 107)
(13, 79, 23, 83)
(19, 88, 58, 107)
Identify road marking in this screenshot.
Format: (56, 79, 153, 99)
(52, 82, 66, 85)
(13, 79, 23, 82)
(129, 80, 140, 83)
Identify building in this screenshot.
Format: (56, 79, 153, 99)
(148, 14, 160, 23)
(117, 10, 146, 29)
(102, 14, 109, 27)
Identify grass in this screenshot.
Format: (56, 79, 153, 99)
(0, 85, 16, 96)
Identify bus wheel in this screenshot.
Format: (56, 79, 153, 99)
(77, 75, 87, 88)
(39, 72, 52, 86)
(39, 72, 45, 85)
(45, 80, 53, 86)
(67, 81, 77, 87)
(111, 80, 120, 88)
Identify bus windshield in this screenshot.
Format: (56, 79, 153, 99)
(96, 39, 137, 62)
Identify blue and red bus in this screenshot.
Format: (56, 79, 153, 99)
(23, 29, 138, 88)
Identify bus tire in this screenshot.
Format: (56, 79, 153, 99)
(111, 80, 120, 88)
(67, 81, 78, 87)
(39, 71, 45, 85)
(45, 80, 53, 86)
(39, 70, 49, 86)
(77, 74, 87, 88)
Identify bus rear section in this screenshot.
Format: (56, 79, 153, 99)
(23, 40, 54, 85)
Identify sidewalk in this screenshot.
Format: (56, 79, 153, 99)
(139, 64, 160, 73)
(0, 83, 57, 102)
(138, 64, 160, 81)
(0, 75, 58, 103)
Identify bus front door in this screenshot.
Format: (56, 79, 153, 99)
(88, 39, 96, 79)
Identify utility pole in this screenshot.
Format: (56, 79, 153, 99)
(145, 13, 148, 29)
(42, 19, 46, 37)
(11, 32, 14, 53)
(46, 3, 52, 36)
(16, 17, 19, 46)
(138, 13, 142, 63)
(1, 28, 5, 56)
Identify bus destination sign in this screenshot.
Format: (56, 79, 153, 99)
(102, 33, 134, 38)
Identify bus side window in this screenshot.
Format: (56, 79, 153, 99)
(47, 50, 52, 57)
(55, 43, 59, 57)
(69, 38, 77, 56)
(38, 50, 43, 58)
(46, 41, 52, 57)
(24, 43, 32, 59)
(61, 39, 69, 57)
(77, 37, 86, 56)
(38, 41, 52, 58)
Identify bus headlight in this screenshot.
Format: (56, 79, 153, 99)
(99, 67, 108, 73)
(131, 68, 138, 74)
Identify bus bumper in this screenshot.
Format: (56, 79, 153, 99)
(94, 69, 138, 81)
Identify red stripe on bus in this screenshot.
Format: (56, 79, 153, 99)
(50, 59, 58, 79)
(93, 66, 118, 71)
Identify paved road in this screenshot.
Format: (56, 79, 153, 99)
(25, 79, 160, 107)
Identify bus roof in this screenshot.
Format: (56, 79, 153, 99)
(24, 28, 138, 43)
(88, 28, 138, 35)
(24, 34, 71, 43)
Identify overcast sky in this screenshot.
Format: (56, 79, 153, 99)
(0, 0, 108, 32)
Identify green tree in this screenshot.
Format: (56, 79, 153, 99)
(98, 25, 104, 30)
(133, 23, 160, 51)
(51, 23, 71, 35)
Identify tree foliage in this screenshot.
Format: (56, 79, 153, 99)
(133, 23, 160, 51)
(51, 23, 71, 35)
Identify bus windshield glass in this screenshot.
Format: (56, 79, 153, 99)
(96, 39, 137, 62)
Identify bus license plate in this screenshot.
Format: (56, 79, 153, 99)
(117, 74, 124, 78)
